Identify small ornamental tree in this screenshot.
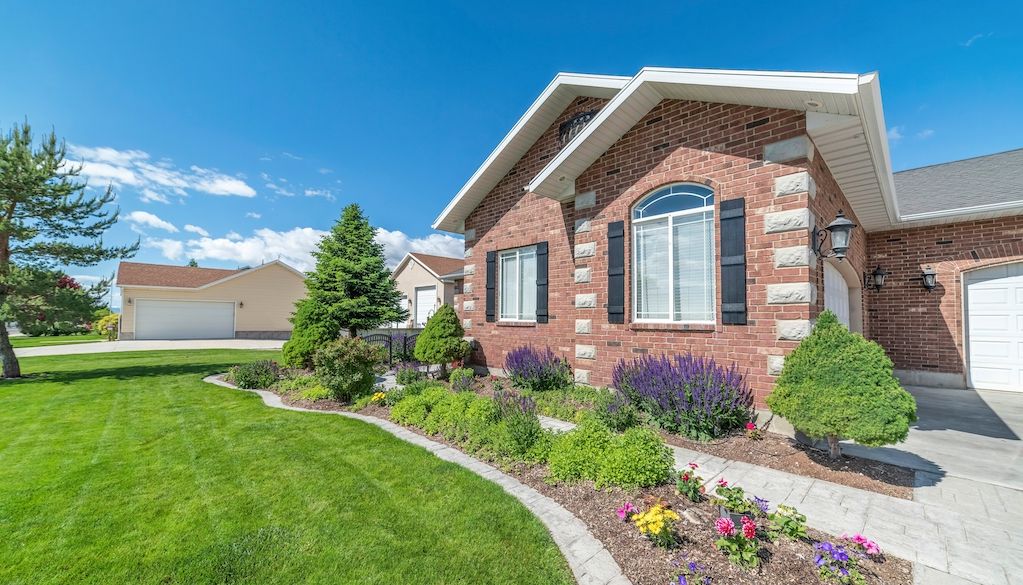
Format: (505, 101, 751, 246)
(766, 310, 917, 459)
(413, 304, 469, 377)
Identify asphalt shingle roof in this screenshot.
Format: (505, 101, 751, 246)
(116, 261, 242, 288)
(410, 253, 464, 279)
(894, 148, 1023, 218)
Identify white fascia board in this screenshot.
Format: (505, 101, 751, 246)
(431, 72, 629, 233)
(854, 73, 900, 225)
(899, 200, 1023, 223)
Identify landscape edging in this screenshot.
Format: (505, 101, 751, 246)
(203, 375, 631, 585)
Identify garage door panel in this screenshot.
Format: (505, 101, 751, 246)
(969, 314, 1013, 334)
(967, 264, 1023, 391)
(969, 288, 1009, 305)
(971, 366, 1014, 388)
(135, 300, 235, 340)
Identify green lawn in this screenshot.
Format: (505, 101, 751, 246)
(10, 332, 105, 348)
(0, 350, 572, 585)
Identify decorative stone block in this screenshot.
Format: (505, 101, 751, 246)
(764, 135, 814, 164)
(574, 218, 591, 233)
(462, 282, 473, 294)
(574, 267, 592, 283)
(464, 228, 476, 241)
(774, 245, 812, 268)
(776, 319, 813, 341)
(462, 319, 472, 329)
(774, 171, 816, 199)
(462, 300, 476, 311)
(463, 263, 476, 275)
(767, 355, 785, 376)
(764, 209, 813, 234)
(574, 191, 596, 209)
(464, 247, 473, 258)
(575, 319, 592, 334)
(575, 293, 597, 308)
(575, 242, 596, 259)
(766, 283, 816, 304)
(575, 344, 597, 360)
(574, 369, 591, 384)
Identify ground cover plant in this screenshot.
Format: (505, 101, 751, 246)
(0, 349, 574, 585)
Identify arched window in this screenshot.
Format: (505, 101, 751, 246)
(632, 183, 715, 323)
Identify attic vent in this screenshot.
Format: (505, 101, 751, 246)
(559, 110, 599, 146)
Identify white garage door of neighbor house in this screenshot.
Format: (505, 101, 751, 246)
(824, 262, 851, 328)
(135, 299, 235, 340)
(415, 286, 437, 327)
(967, 263, 1023, 392)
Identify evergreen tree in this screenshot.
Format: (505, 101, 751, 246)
(0, 122, 137, 377)
(186, 258, 199, 267)
(413, 303, 469, 377)
(283, 204, 405, 366)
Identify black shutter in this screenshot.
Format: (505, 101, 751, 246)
(720, 198, 747, 325)
(607, 221, 626, 324)
(485, 251, 496, 323)
(535, 241, 549, 323)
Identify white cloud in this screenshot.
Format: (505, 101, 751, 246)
(318, 167, 333, 175)
(246, 212, 262, 219)
(304, 188, 335, 200)
(916, 129, 935, 140)
(145, 237, 185, 260)
(961, 32, 993, 47)
(184, 224, 210, 237)
(68, 144, 257, 202)
(225, 231, 243, 241)
(264, 182, 295, 197)
(374, 228, 464, 267)
(281, 152, 303, 160)
(887, 126, 904, 142)
(124, 210, 178, 233)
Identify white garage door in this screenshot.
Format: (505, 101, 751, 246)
(135, 300, 235, 340)
(414, 286, 437, 327)
(967, 264, 1023, 392)
(824, 262, 850, 328)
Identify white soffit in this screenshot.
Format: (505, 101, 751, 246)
(431, 73, 629, 233)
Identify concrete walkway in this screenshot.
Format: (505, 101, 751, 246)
(16, 339, 284, 358)
(205, 376, 629, 585)
(539, 415, 1023, 585)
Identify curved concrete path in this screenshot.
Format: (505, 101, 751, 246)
(203, 375, 630, 585)
(17, 339, 284, 358)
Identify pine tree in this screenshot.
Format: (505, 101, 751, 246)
(283, 204, 406, 366)
(413, 303, 469, 377)
(0, 122, 137, 377)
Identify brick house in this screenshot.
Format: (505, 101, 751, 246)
(434, 68, 1023, 403)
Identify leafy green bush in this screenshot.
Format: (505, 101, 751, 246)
(273, 373, 319, 394)
(595, 427, 673, 489)
(384, 379, 445, 407)
(448, 367, 476, 392)
(299, 384, 331, 401)
(229, 360, 281, 389)
(394, 361, 425, 385)
(313, 337, 383, 402)
(460, 395, 501, 452)
(548, 417, 614, 483)
(766, 310, 917, 459)
(594, 392, 639, 432)
(422, 391, 476, 436)
(487, 392, 543, 460)
(390, 386, 449, 427)
(282, 325, 324, 369)
(413, 304, 470, 376)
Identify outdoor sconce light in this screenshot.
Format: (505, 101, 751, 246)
(864, 266, 888, 291)
(921, 267, 938, 292)
(126, 297, 132, 305)
(239, 301, 244, 308)
(812, 210, 857, 260)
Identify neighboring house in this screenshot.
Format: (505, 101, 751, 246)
(390, 252, 465, 328)
(116, 260, 306, 340)
(433, 66, 1023, 403)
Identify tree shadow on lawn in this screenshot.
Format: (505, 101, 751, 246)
(4, 360, 249, 388)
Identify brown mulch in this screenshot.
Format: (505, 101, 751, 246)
(659, 431, 915, 500)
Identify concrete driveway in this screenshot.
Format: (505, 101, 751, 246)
(841, 385, 1023, 490)
(15, 339, 284, 358)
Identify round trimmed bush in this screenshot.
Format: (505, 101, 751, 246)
(547, 417, 613, 483)
(414, 304, 470, 376)
(313, 337, 383, 402)
(595, 427, 674, 489)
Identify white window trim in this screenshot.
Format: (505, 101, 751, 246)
(631, 194, 716, 325)
(498, 245, 538, 322)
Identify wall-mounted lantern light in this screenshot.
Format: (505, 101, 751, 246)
(127, 297, 132, 305)
(921, 267, 938, 292)
(812, 210, 857, 260)
(239, 301, 245, 309)
(864, 266, 888, 291)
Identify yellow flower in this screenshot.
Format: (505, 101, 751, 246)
(370, 391, 387, 402)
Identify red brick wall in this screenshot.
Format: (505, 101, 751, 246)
(866, 216, 1023, 379)
(459, 97, 847, 405)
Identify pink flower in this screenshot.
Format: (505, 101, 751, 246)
(741, 515, 756, 539)
(616, 502, 637, 521)
(688, 462, 699, 470)
(715, 517, 735, 537)
(681, 473, 690, 481)
(746, 422, 756, 431)
(717, 478, 729, 487)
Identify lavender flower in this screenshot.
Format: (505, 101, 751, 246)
(504, 345, 572, 391)
(753, 496, 770, 515)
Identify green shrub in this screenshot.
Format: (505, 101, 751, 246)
(299, 384, 331, 401)
(595, 392, 639, 432)
(282, 301, 333, 368)
(529, 385, 605, 420)
(313, 337, 383, 402)
(413, 304, 470, 376)
(486, 392, 543, 460)
(273, 373, 319, 394)
(548, 417, 614, 483)
(460, 395, 501, 453)
(422, 391, 476, 436)
(525, 430, 555, 464)
(448, 367, 476, 392)
(595, 427, 674, 489)
(390, 386, 449, 427)
(384, 379, 444, 407)
(766, 310, 917, 459)
(229, 360, 281, 389)
(394, 361, 425, 385)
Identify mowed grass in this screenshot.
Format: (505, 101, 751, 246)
(10, 332, 105, 348)
(0, 350, 572, 585)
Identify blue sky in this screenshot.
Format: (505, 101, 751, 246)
(0, 1, 1020, 307)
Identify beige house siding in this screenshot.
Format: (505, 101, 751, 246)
(392, 259, 458, 328)
(120, 263, 306, 338)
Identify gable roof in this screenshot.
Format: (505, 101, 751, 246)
(392, 252, 465, 281)
(434, 67, 902, 233)
(431, 72, 630, 233)
(117, 260, 304, 289)
(893, 148, 1023, 225)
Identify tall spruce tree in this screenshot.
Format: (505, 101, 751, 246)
(283, 204, 406, 366)
(0, 122, 137, 377)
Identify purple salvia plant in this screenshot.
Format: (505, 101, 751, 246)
(504, 345, 573, 392)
